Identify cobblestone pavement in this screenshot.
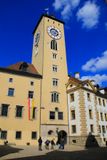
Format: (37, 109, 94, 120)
(0, 145, 107, 160)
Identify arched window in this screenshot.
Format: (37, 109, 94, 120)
(51, 92, 59, 102)
(51, 40, 57, 50)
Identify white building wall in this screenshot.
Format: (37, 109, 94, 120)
(67, 83, 107, 145)
(68, 91, 81, 136)
(97, 97, 107, 142)
(84, 91, 98, 135)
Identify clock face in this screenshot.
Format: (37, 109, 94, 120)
(47, 26, 61, 40)
(34, 32, 40, 46)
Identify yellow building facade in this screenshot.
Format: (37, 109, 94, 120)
(0, 62, 42, 145)
(0, 15, 69, 145)
(32, 15, 68, 141)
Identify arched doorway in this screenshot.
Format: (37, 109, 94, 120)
(57, 130, 67, 144)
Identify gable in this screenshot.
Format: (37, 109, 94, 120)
(82, 80, 97, 93)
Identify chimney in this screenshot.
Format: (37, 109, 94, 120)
(74, 72, 80, 79)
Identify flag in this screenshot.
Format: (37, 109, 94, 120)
(28, 98, 30, 120)
(32, 99, 35, 119)
(28, 98, 35, 120)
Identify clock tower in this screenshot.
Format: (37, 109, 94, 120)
(32, 15, 68, 141)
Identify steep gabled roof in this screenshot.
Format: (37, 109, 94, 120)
(7, 62, 38, 74)
(67, 76, 107, 98)
(67, 76, 97, 93)
(0, 62, 42, 79)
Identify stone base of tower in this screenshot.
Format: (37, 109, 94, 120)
(69, 135, 102, 147)
(41, 124, 68, 144)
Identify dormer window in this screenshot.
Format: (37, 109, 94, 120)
(19, 62, 28, 72)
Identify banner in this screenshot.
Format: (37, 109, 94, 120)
(28, 98, 36, 120)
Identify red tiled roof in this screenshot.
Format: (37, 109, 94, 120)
(69, 76, 82, 84)
(69, 76, 89, 85)
(7, 62, 39, 75)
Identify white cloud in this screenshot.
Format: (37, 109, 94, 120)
(53, 0, 80, 20)
(61, 4, 71, 20)
(53, 0, 65, 10)
(82, 50, 107, 72)
(77, 1, 100, 29)
(81, 74, 107, 85)
(70, 0, 80, 8)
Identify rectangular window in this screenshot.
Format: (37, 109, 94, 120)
(70, 94, 74, 102)
(53, 53, 57, 59)
(9, 78, 13, 82)
(89, 110, 93, 119)
(1, 131, 7, 139)
(50, 111, 55, 119)
(31, 132, 37, 139)
(98, 98, 101, 105)
(71, 110, 75, 120)
(72, 125, 76, 133)
(52, 78, 58, 86)
(87, 93, 91, 101)
(103, 100, 105, 107)
(105, 113, 107, 121)
(1, 104, 9, 116)
(58, 112, 63, 120)
(8, 88, 14, 96)
(52, 65, 57, 72)
(16, 105, 23, 118)
(32, 107, 37, 119)
(100, 113, 103, 121)
(51, 92, 59, 103)
(16, 131, 22, 139)
(99, 125, 101, 133)
(102, 126, 105, 133)
(90, 124, 94, 133)
(28, 91, 34, 99)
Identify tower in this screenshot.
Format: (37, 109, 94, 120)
(32, 15, 68, 141)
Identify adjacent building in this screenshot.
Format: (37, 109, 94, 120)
(67, 73, 107, 146)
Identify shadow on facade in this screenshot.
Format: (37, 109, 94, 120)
(85, 133, 99, 148)
(0, 145, 23, 157)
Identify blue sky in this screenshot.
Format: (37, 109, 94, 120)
(0, 0, 107, 86)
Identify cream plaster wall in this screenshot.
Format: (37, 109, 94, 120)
(0, 72, 41, 145)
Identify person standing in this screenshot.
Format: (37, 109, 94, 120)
(59, 137, 65, 149)
(51, 139, 55, 149)
(38, 137, 42, 151)
(45, 139, 50, 150)
(61, 138, 65, 149)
